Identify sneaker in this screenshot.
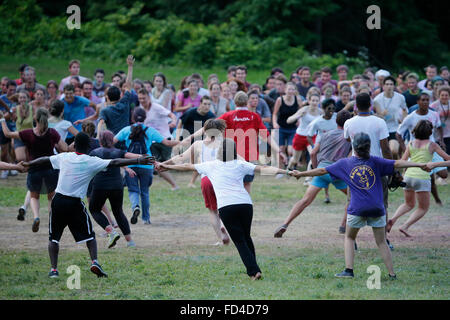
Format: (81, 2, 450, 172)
(389, 274, 397, 280)
(335, 270, 354, 278)
(107, 232, 120, 248)
(32, 218, 40, 232)
(339, 226, 346, 234)
(9, 170, 18, 176)
(143, 220, 152, 225)
(17, 207, 26, 221)
(0, 170, 8, 179)
(127, 240, 136, 248)
(275, 173, 284, 179)
(386, 239, 394, 251)
(48, 269, 59, 278)
(324, 197, 331, 204)
(90, 261, 108, 278)
(130, 207, 140, 224)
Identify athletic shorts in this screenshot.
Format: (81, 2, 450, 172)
(50, 193, 95, 244)
(201, 176, 217, 211)
(432, 152, 447, 174)
(347, 214, 386, 229)
(388, 132, 397, 141)
(292, 134, 316, 151)
(278, 127, 296, 146)
(150, 142, 173, 162)
(404, 176, 431, 192)
(310, 173, 347, 190)
(0, 121, 15, 145)
(27, 168, 59, 194)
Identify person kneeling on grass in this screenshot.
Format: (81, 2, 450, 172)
(157, 138, 295, 280)
(22, 132, 154, 279)
(291, 132, 430, 279)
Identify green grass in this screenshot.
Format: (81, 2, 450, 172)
(0, 173, 449, 300)
(0, 54, 269, 90)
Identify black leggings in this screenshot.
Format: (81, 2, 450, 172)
(219, 204, 261, 277)
(89, 189, 131, 236)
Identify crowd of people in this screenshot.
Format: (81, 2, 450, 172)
(0, 56, 449, 280)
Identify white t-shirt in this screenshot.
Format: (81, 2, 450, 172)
(50, 152, 111, 198)
(373, 92, 407, 132)
(306, 114, 337, 143)
(194, 159, 256, 209)
(343, 115, 389, 157)
(144, 102, 172, 139)
(48, 119, 73, 142)
(296, 111, 321, 136)
(397, 110, 441, 142)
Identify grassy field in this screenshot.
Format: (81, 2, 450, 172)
(0, 54, 269, 91)
(0, 171, 449, 300)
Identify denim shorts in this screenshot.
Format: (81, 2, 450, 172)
(347, 214, 386, 229)
(404, 176, 431, 192)
(310, 173, 347, 190)
(277, 127, 296, 146)
(14, 138, 25, 149)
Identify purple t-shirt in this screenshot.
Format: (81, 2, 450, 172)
(326, 156, 395, 217)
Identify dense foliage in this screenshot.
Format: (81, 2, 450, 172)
(1, 0, 448, 72)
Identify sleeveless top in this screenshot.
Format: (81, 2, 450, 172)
(296, 109, 321, 136)
(201, 143, 218, 178)
(405, 142, 432, 180)
(210, 97, 228, 117)
(278, 96, 299, 129)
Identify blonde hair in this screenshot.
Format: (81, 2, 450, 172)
(234, 91, 248, 107)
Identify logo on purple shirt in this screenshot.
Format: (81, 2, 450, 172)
(349, 165, 376, 190)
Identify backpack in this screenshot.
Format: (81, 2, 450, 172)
(127, 125, 148, 155)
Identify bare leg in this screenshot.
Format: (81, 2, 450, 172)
(388, 189, 415, 232)
(158, 171, 179, 190)
(30, 191, 41, 220)
(339, 188, 348, 229)
(14, 146, 27, 162)
(208, 209, 230, 244)
(399, 191, 430, 237)
(188, 171, 199, 188)
(23, 190, 31, 210)
(282, 185, 321, 226)
(372, 227, 395, 275)
(344, 227, 360, 270)
(288, 150, 302, 170)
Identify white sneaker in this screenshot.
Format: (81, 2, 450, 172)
(0, 170, 8, 179)
(275, 173, 285, 179)
(436, 177, 448, 185)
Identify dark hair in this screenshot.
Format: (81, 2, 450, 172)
(356, 92, 371, 111)
(247, 90, 259, 98)
(107, 86, 121, 101)
(418, 92, 431, 100)
(81, 79, 93, 88)
(132, 107, 146, 123)
(94, 68, 105, 76)
(412, 120, 433, 140)
(204, 119, 227, 133)
(217, 138, 237, 162)
(137, 88, 149, 96)
(265, 75, 275, 84)
(6, 80, 17, 88)
(153, 72, 167, 88)
(99, 130, 115, 148)
(70, 76, 81, 84)
(271, 67, 284, 75)
(74, 132, 90, 154)
(82, 121, 96, 138)
(227, 66, 237, 73)
(46, 80, 58, 89)
(383, 76, 396, 85)
(200, 95, 211, 103)
(64, 84, 75, 92)
(111, 73, 122, 80)
(49, 100, 65, 117)
(19, 64, 29, 73)
(321, 67, 332, 74)
(336, 110, 352, 127)
(353, 133, 371, 159)
(322, 98, 336, 109)
(236, 65, 247, 73)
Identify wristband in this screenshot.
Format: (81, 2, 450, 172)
(0, 118, 5, 123)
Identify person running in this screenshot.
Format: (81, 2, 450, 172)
(274, 110, 352, 238)
(158, 138, 294, 280)
(286, 93, 322, 170)
(272, 82, 302, 172)
(114, 107, 179, 225)
(89, 130, 140, 248)
(22, 132, 153, 278)
(162, 119, 230, 245)
(388, 120, 450, 237)
(290, 133, 429, 279)
(1, 108, 68, 231)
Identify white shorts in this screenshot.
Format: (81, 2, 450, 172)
(347, 214, 386, 229)
(404, 176, 431, 192)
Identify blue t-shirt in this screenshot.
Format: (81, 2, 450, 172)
(99, 91, 132, 135)
(115, 123, 164, 169)
(326, 156, 395, 217)
(63, 96, 90, 137)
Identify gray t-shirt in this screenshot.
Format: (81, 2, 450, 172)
(317, 128, 352, 166)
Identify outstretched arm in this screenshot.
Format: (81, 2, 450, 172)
(23, 157, 52, 169)
(394, 160, 428, 171)
(254, 165, 291, 176)
(108, 156, 154, 168)
(158, 163, 196, 172)
(291, 167, 328, 179)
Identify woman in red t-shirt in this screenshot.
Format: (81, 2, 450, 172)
(1, 108, 67, 232)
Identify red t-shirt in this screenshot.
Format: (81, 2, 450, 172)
(19, 128, 60, 160)
(219, 108, 269, 162)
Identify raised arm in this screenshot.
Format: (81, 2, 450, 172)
(126, 55, 135, 90)
(0, 117, 20, 139)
